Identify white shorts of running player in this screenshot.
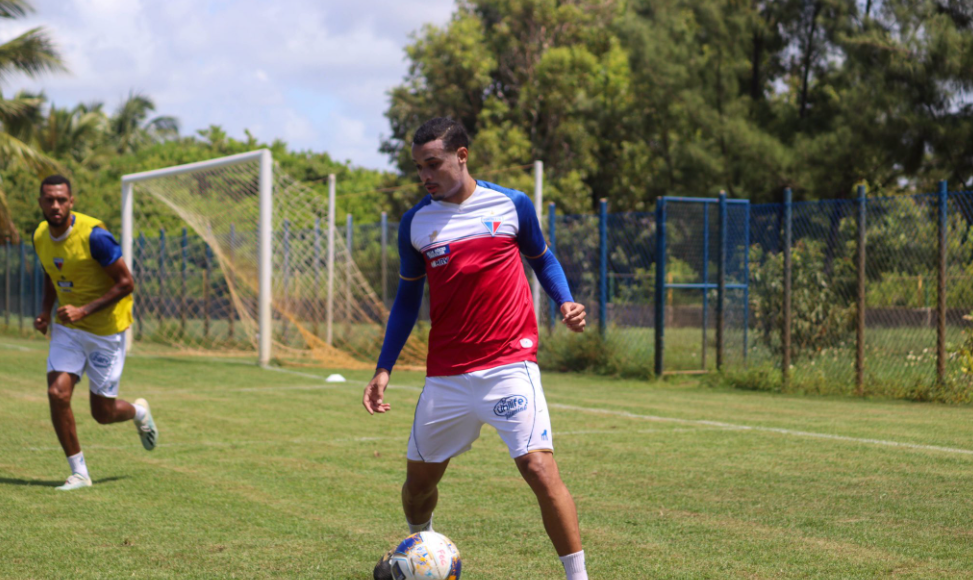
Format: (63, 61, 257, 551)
(408, 361, 553, 463)
(47, 323, 127, 398)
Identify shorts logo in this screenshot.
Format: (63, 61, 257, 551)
(542, 429, 549, 441)
(481, 215, 503, 236)
(494, 395, 528, 419)
(424, 245, 450, 260)
(89, 351, 113, 369)
(53, 258, 64, 271)
(431, 256, 450, 268)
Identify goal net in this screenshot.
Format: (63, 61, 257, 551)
(121, 150, 427, 368)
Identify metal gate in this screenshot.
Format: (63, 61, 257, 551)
(654, 194, 750, 375)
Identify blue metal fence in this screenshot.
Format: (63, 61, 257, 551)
(4, 185, 972, 397)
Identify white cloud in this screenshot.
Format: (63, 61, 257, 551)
(0, 0, 455, 170)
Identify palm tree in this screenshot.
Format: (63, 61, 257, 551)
(109, 91, 179, 154)
(0, 0, 65, 242)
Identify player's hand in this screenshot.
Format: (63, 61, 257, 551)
(56, 304, 87, 324)
(363, 368, 392, 415)
(33, 312, 51, 335)
(560, 302, 586, 333)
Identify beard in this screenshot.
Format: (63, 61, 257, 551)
(44, 212, 69, 228)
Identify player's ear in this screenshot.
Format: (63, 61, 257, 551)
(456, 147, 469, 165)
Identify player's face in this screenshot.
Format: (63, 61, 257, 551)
(412, 140, 468, 202)
(39, 184, 74, 228)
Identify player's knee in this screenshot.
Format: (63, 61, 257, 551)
(403, 475, 437, 500)
(47, 384, 71, 407)
(518, 454, 560, 490)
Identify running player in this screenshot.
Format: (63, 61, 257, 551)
(33, 175, 158, 491)
(365, 118, 588, 580)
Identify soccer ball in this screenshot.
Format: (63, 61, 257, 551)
(389, 531, 462, 580)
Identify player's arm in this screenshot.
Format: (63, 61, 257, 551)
(515, 194, 586, 333)
(363, 218, 426, 415)
(34, 272, 57, 335)
(57, 227, 134, 324)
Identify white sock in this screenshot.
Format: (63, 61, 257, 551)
(67, 451, 90, 480)
(133, 404, 147, 423)
(559, 550, 587, 580)
(407, 514, 433, 534)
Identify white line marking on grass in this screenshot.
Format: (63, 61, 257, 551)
(550, 403, 973, 456)
(0, 342, 35, 351)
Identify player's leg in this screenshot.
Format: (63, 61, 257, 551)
(83, 329, 157, 450)
(47, 371, 81, 457)
(402, 459, 450, 531)
(514, 451, 584, 552)
(47, 324, 92, 490)
(481, 361, 587, 579)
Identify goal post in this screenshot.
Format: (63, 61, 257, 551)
(122, 150, 272, 365)
(120, 150, 427, 369)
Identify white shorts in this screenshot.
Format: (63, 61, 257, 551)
(407, 361, 553, 463)
(47, 324, 127, 398)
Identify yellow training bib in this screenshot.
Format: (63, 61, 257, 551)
(33, 212, 133, 336)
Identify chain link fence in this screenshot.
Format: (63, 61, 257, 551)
(4, 185, 972, 401)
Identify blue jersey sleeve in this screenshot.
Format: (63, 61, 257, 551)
(526, 250, 574, 306)
(376, 277, 425, 372)
(398, 207, 426, 280)
(511, 192, 548, 259)
(89, 227, 122, 267)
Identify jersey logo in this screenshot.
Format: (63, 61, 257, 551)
(494, 395, 528, 419)
(54, 258, 64, 271)
(481, 215, 503, 236)
(424, 245, 450, 260)
(57, 280, 74, 293)
(431, 256, 450, 268)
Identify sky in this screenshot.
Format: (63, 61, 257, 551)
(1, 0, 456, 171)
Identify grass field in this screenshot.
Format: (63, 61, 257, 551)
(2, 334, 973, 579)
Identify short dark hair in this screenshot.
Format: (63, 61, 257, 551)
(412, 117, 470, 152)
(40, 174, 72, 196)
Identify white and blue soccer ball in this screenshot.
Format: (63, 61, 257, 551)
(389, 531, 462, 580)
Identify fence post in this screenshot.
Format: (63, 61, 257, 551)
(346, 213, 353, 324)
(717, 191, 727, 370)
(702, 204, 709, 370)
(3, 237, 9, 329)
(159, 229, 166, 332)
(380, 212, 388, 309)
(282, 220, 291, 343)
(548, 202, 557, 332)
(856, 185, 866, 395)
(228, 224, 236, 340)
(314, 218, 322, 337)
(136, 233, 145, 340)
(204, 243, 212, 340)
(326, 174, 336, 346)
(19, 241, 26, 334)
(937, 180, 948, 385)
(180, 228, 188, 337)
(33, 250, 41, 319)
(598, 198, 608, 337)
(655, 198, 667, 377)
(783, 188, 793, 389)
(533, 160, 544, 325)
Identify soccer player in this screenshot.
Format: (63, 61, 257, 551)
(33, 175, 158, 491)
(365, 118, 589, 580)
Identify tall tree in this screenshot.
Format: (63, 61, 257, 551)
(0, 0, 64, 241)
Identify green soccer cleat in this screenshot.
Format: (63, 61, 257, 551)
(56, 473, 92, 491)
(133, 398, 158, 451)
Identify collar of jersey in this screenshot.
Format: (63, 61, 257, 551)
(432, 184, 483, 210)
(48, 214, 76, 242)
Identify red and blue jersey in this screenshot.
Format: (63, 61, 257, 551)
(377, 180, 573, 377)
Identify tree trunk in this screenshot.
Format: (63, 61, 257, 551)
(799, 1, 822, 120)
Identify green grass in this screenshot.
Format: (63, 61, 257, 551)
(2, 334, 973, 578)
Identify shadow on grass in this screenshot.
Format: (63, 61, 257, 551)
(0, 475, 129, 487)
